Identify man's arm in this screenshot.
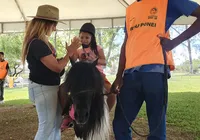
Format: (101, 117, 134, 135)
(6, 63, 9, 69)
(173, 6, 200, 46)
(160, 0, 200, 51)
(110, 33, 127, 94)
(6, 63, 11, 76)
(110, 22, 128, 94)
(116, 33, 127, 78)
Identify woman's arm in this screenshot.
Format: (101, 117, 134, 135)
(41, 37, 81, 73)
(71, 51, 79, 61)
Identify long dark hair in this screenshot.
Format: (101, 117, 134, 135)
(79, 32, 99, 56)
(90, 34, 99, 56)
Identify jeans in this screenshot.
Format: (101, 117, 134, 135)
(28, 80, 62, 140)
(0, 80, 5, 101)
(113, 72, 167, 140)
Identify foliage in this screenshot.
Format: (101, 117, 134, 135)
(0, 33, 24, 76)
(49, 28, 124, 74)
(0, 25, 200, 75)
(95, 28, 124, 74)
(175, 59, 200, 73)
(169, 25, 200, 74)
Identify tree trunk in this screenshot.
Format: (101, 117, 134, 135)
(172, 25, 193, 74)
(185, 25, 193, 74)
(187, 39, 193, 74)
(97, 29, 102, 46)
(106, 28, 120, 61)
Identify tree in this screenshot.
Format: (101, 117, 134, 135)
(50, 28, 124, 75)
(0, 33, 24, 77)
(50, 30, 79, 58)
(96, 27, 124, 74)
(49, 30, 80, 74)
(176, 59, 200, 73)
(170, 25, 200, 74)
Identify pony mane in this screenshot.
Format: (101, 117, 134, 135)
(64, 61, 103, 94)
(63, 61, 107, 139)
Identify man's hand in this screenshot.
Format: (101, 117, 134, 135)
(110, 76, 123, 94)
(158, 36, 179, 51)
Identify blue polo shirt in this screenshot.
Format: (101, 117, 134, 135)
(124, 0, 199, 75)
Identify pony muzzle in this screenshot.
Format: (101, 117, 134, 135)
(74, 109, 89, 125)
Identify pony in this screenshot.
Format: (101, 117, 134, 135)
(58, 58, 110, 140)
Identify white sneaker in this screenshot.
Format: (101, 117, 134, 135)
(0, 100, 4, 104)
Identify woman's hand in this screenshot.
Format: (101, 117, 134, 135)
(66, 37, 82, 55)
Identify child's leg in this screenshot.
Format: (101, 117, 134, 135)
(102, 74, 116, 111)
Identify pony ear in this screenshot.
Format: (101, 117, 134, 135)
(92, 58, 99, 66)
(69, 57, 75, 66)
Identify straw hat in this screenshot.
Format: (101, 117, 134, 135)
(28, 4, 65, 24)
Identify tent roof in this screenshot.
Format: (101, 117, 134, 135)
(0, 0, 199, 33)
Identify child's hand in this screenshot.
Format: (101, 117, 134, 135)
(87, 54, 96, 62)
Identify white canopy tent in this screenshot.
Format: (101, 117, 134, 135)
(0, 0, 199, 33)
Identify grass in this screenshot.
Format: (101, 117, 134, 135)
(1, 74, 200, 138)
(135, 74, 200, 136)
(1, 88, 30, 106)
(168, 74, 200, 92)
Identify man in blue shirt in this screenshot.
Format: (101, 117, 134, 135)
(111, 0, 200, 140)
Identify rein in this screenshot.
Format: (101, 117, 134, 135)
(71, 89, 113, 97)
(101, 48, 168, 138)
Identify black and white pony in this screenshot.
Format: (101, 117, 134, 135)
(58, 59, 110, 140)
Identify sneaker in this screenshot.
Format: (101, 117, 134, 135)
(61, 115, 74, 132)
(0, 100, 4, 104)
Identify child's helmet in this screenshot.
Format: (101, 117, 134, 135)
(80, 23, 95, 36)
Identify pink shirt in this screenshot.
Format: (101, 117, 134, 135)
(77, 45, 104, 73)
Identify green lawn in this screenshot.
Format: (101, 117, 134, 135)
(167, 75, 200, 136)
(2, 87, 30, 105)
(1, 74, 200, 138)
(137, 74, 200, 136)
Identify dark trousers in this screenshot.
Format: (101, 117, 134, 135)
(113, 72, 167, 140)
(0, 80, 5, 101)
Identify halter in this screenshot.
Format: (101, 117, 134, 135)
(70, 89, 96, 101)
(70, 89, 111, 102)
